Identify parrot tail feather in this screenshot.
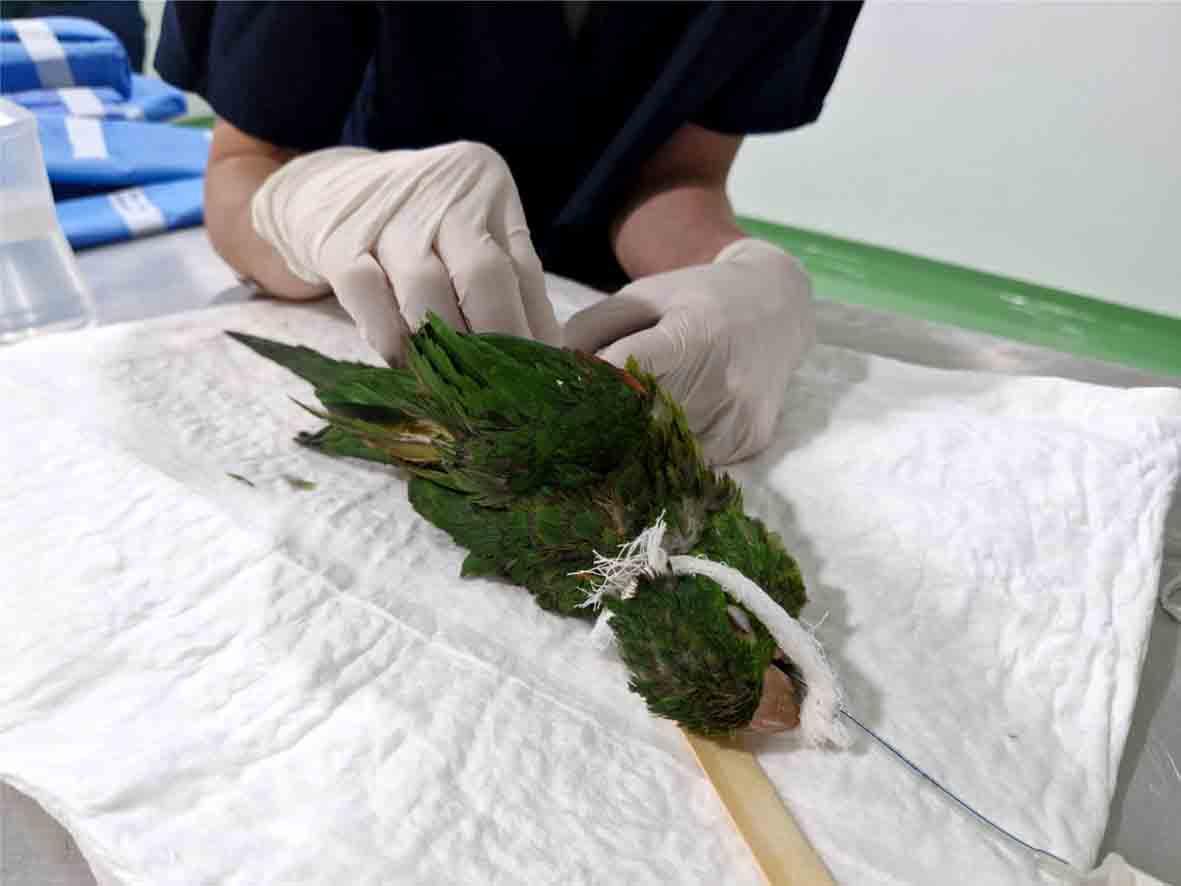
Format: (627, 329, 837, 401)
(294, 400, 447, 467)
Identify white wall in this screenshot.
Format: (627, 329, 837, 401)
(141, 0, 165, 76)
(730, 2, 1181, 319)
(141, 1, 212, 116)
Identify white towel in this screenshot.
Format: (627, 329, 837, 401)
(0, 277, 1177, 885)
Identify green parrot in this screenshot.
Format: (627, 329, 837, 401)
(228, 316, 808, 737)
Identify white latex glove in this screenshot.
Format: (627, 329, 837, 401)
(563, 238, 815, 466)
(251, 141, 560, 362)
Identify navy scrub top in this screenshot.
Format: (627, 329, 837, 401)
(156, 1, 861, 290)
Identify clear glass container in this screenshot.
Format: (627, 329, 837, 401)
(0, 97, 94, 344)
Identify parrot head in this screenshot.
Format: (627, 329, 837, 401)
(606, 505, 808, 737)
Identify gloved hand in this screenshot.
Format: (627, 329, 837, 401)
(251, 141, 560, 363)
(564, 238, 815, 466)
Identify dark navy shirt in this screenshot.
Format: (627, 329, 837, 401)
(156, 1, 860, 289)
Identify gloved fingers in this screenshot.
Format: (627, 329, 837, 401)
(683, 374, 733, 438)
(599, 322, 750, 465)
(375, 230, 468, 333)
(563, 292, 664, 356)
(701, 371, 787, 465)
(510, 234, 562, 346)
(326, 254, 411, 365)
(699, 401, 780, 467)
(595, 322, 684, 379)
(698, 428, 741, 468)
(596, 312, 779, 465)
(493, 194, 561, 346)
(435, 216, 533, 337)
(695, 394, 755, 467)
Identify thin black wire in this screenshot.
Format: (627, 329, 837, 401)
(837, 708, 1074, 870)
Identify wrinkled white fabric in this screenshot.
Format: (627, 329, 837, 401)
(1160, 514, 1181, 620)
(564, 238, 815, 466)
(1078, 854, 1173, 886)
(0, 276, 1178, 885)
(252, 142, 560, 362)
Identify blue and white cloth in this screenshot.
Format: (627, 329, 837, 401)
(3, 18, 205, 249)
(1, 17, 131, 97)
(38, 115, 210, 199)
(56, 178, 204, 249)
(6, 74, 187, 121)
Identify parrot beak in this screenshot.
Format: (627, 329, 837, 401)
(746, 659, 801, 733)
(726, 607, 802, 735)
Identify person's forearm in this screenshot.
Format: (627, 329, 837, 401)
(205, 121, 326, 300)
(611, 183, 744, 279)
(611, 123, 747, 280)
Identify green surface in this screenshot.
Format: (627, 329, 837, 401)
(175, 115, 215, 129)
(740, 216, 1180, 379)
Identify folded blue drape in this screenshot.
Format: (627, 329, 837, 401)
(38, 115, 209, 199)
(56, 178, 205, 250)
(1, 17, 131, 96)
(8, 74, 187, 121)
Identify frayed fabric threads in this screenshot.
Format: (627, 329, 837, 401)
(576, 514, 671, 607)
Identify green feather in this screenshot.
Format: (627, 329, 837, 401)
(228, 315, 807, 735)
